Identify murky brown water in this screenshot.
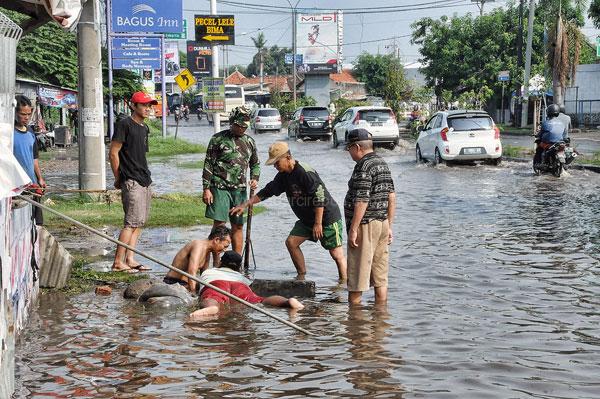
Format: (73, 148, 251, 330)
(15, 122, 600, 398)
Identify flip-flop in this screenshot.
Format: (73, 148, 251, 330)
(111, 267, 139, 274)
(129, 264, 151, 271)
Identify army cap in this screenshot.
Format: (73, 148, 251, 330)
(229, 106, 251, 128)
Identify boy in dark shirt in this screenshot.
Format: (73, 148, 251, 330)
(109, 91, 156, 273)
(230, 142, 347, 281)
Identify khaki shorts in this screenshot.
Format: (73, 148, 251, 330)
(347, 219, 390, 292)
(122, 179, 152, 227)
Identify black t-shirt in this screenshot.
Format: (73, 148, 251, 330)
(257, 161, 341, 226)
(112, 117, 152, 187)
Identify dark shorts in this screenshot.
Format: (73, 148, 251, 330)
(200, 280, 264, 304)
(289, 219, 344, 250)
(163, 276, 187, 286)
(205, 187, 246, 225)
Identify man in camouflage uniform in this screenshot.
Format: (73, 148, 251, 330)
(202, 106, 260, 254)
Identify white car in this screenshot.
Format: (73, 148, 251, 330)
(251, 108, 282, 133)
(332, 106, 399, 149)
(415, 110, 502, 165)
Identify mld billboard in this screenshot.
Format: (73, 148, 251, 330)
(296, 12, 342, 74)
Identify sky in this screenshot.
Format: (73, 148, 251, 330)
(179, 0, 600, 71)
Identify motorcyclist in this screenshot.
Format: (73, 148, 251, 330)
(533, 104, 566, 166)
(557, 105, 571, 140)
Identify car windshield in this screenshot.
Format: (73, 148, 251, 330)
(258, 109, 279, 117)
(359, 110, 392, 122)
(303, 108, 329, 118)
(448, 116, 493, 131)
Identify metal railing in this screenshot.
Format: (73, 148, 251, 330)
(564, 99, 600, 128)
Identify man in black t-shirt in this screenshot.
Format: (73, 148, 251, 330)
(230, 142, 347, 281)
(109, 91, 156, 273)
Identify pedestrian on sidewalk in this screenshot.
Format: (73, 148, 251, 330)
(230, 141, 347, 281)
(109, 91, 157, 273)
(13, 95, 45, 225)
(202, 106, 260, 254)
(344, 129, 396, 305)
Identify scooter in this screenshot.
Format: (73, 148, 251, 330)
(533, 141, 577, 177)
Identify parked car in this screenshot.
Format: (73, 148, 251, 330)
(251, 108, 282, 133)
(332, 106, 399, 149)
(287, 106, 332, 140)
(415, 110, 502, 165)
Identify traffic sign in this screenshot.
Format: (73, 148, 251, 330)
(175, 69, 197, 91)
(498, 70, 510, 82)
(194, 15, 235, 45)
(284, 53, 303, 65)
(186, 41, 213, 77)
(165, 20, 188, 39)
(202, 77, 225, 112)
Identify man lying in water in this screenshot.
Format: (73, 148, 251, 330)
(188, 250, 304, 320)
(163, 225, 231, 293)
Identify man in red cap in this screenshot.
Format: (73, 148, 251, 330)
(109, 91, 157, 273)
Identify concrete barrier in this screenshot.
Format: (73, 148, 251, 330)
(38, 227, 73, 289)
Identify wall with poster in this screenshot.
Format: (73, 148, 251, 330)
(37, 86, 77, 109)
(0, 198, 39, 396)
(155, 40, 180, 84)
(296, 12, 342, 74)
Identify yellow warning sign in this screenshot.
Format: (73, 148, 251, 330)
(175, 68, 197, 92)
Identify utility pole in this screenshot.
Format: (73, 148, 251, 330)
(292, 7, 297, 106)
(259, 49, 264, 91)
(210, 0, 220, 133)
(515, 0, 524, 127)
(77, 0, 106, 190)
(520, 0, 535, 127)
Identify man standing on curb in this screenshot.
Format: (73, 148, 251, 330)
(230, 141, 347, 281)
(109, 91, 156, 273)
(344, 129, 396, 305)
(202, 106, 260, 254)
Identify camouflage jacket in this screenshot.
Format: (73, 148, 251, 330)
(202, 129, 260, 190)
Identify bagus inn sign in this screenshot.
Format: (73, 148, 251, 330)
(111, 0, 183, 33)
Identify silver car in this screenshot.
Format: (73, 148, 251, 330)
(252, 108, 282, 133)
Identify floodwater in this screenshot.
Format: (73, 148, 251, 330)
(15, 122, 600, 398)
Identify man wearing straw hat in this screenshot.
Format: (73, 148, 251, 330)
(230, 141, 347, 281)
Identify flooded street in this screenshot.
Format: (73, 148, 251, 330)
(15, 122, 600, 398)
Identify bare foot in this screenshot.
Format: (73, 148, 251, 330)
(288, 298, 304, 310)
(189, 306, 219, 320)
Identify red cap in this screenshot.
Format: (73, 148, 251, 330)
(131, 91, 158, 105)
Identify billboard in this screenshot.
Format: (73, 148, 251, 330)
(186, 41, 213, 77)
(155, 41, 180, 83)
(296, 12, 342, 74)
(111, 0, 183, 33)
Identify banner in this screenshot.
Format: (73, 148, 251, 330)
(186, 41, 213, 77)
(155, 41, 180, 83)
(296, 12, 342, 74)
(37, 86, 77, 109)
(111, 0, 183, 33)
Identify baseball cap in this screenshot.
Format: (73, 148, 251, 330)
(229, 106, 251, 128)
(131, 91, 158, 105)
(265, 141, 290, 165)
(220, 250, 242, 269)
(347, 128, 372, 143)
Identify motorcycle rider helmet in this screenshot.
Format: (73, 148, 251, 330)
(546, 104, 560, 118)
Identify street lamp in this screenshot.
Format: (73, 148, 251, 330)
(285, 0, 301, 106)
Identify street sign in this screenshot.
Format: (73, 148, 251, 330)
(284, 53, 303, 65)
(175, 68, 197, 91)
(165, 20, 187, 39)
(194, 15, 235, 45)
(202, 77, 225, 112)
(186, 41, 213, 77)
(111, 0, 183, 33)
(498, 70, 510, 82)
(111, 37, 161, 70)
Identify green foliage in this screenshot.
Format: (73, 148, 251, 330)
(383, 63, 413, 119)
(100, 48, 143, 100)
(456, 85, 494, 109)
(246, 45, 292, 77)
(353, 53, 399, 97)
(591, 0, 600, 28)
(270, 86, 316, 121)
(332, 98, 367, 119)
(148, 136, 205, 157)
(229, 65, 248, 75)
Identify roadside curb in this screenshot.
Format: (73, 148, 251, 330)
(503, 156, 600, 173)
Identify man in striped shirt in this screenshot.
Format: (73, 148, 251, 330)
(344, 129, 396, 305)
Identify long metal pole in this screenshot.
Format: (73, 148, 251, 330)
(107, 0, 114, 139)
(161, 35, 167, 138)
(520, 0, 536, 128)
(17, 194, 313, 336)
(292, 7, 297, 106)
(211, 0, 220, 134)
(515, 0, 524, 127)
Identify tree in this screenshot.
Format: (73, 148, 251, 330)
(246, 45, 291, 76)
(591, 0, 600, 28)
(383, 61, 412, 118)
(353, 53, 397, 97)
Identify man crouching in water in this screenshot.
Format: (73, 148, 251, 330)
(163, 225, 231, 293)
(189, 251, 304, 320)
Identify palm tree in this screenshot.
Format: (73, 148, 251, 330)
(251, 32, 267, 91)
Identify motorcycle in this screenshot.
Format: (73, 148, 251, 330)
(182, 106, 189, 122)
(173, 106, 181, 123)
(533, 141, 577, 177)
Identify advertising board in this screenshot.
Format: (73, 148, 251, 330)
(296, 12, 342, 74)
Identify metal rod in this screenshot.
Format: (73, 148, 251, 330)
(243, 188, 255, 271)
(107, 0, 114, 139)
(17, 195, 313, 336)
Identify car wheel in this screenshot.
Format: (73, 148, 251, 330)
(416, 145, 423, 163)
(332, 132, 339, 148)
(434, 148, 444, 165)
